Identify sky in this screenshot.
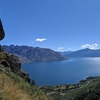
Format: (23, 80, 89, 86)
(0, 0, 100, 51)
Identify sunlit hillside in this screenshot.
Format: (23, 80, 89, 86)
(0, 67, 52, 100)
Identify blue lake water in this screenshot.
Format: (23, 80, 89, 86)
(22, 58, 100, 86)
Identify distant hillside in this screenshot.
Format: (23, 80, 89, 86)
(2, 45, 66, 63)
(42, 76, 100, 100)
(63, 48, 100, 58)
(60, 51, 73, 56)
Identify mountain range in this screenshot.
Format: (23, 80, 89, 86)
(62, 48, 100, 58)
(2, 45, 66, 63)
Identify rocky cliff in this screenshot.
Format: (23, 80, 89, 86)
(0, 51, 31, 82)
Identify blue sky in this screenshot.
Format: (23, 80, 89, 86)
(0, 0, 100, 51)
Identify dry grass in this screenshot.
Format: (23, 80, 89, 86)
(0, 72, 49, 100)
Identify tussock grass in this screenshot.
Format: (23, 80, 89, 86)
(0, 73, 32, 100)
(0, 72, 49, 100)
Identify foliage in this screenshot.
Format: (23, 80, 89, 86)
(0, 52, 7, 60)
(41, 77, 100, 100)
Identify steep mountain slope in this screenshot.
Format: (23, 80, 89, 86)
(2, 45, 66, 63)
(0, 52, 51, 100)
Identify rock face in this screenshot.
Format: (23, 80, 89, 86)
(2, 45, 67, 63)
(0, 52, 31, 82)
(0, 19, 5, 40)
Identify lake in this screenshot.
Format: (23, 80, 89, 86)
(22, 57, 100, 86)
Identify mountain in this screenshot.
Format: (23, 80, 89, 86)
(63, 48, 100, 58)
(2, 45, 66, 63)
(60, 51, 73, 56)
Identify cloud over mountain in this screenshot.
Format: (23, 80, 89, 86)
(57, 47, 64, 52)
(36, 38, 47, 42)
(81, 44, 99, 49)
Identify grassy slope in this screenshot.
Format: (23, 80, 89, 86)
(0, 65, 52, 100)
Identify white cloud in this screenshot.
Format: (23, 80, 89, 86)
(81, 44, 100, 49)
(36, 38, 47, 42)
(57, 47, 64, 52)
